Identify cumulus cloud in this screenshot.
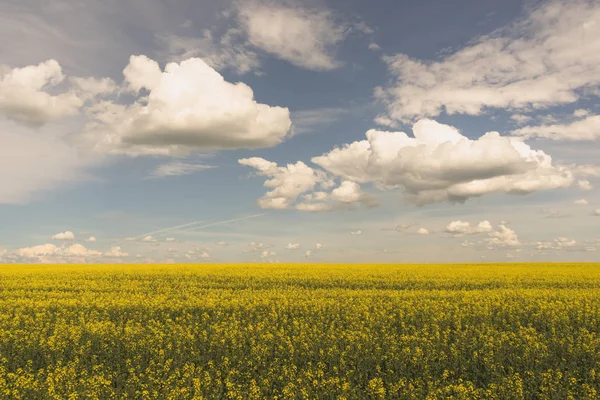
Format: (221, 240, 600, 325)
(316, 243, 323, 249)
(574, 199, 588, 205)
(0, 60, 82, 126)
(513, 115, 600, 141)
(81, 55, 292, 156)
(350, 230, 362, 235)
(594, 209, 600, 216)
(148, 161, 216, 179)
(312, 119, 572, 204)
(236, 1, 345, 71)
(85, 236, 97, 242)
(239, 157, 374, 211)
(16, 243, 102, 262)
(375, 0, 600, 122)
(104, 246, 128, 258)
(285, 243, 300, 250)
(535, 237, 577, 250)
(488, 225, 520, 248)
(51, 231, 75, 240)
(305, 250, 312, 258)
(417, 228, 430, 235)
(445, 220, 493, 236)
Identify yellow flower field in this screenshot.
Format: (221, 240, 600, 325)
(1, 263, 600, 399)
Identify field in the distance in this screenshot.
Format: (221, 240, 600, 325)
(1, 263, 600, 399)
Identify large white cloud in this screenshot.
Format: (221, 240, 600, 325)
(312, 119, 573, 204)
(81, 55, 292, 156)
(236, 1, 345, 71)
(375, 0, 600, 123)
(16, 243, 102, 263)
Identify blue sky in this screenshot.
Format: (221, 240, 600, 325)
(1, 0, 599, 263)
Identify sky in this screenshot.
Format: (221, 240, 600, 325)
(1, 0, 599, 264)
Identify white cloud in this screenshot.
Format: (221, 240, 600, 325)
(535, 237, 577, 250)
(148, 161, 216, 178)
(236, 1, 345, 71)
(488, 225, 520, 248)
(104, 246, 128, 258)
(350, 230, 362, 235)
(312, 119, 572, 204)
(85, 236, 97, 242)
(375, 0, 600, 122)
(285, 243, 300, 250)
(417, 228, 430, 235)
(573, 109, 590, 118)
(305, 250, 312, 258)
(594, 209, 600, 216)
(316, 243, 323, 249)
(81, 55, 292, 156)
(63, 243, 102, 257)
(513, 115, 600, 141)
(239, 158, 326, 210)
(52, 231, 75, 240)
(574, 199, 588, 205)
(0, 60, 81, 126)
(200, 251, 210, 259)
(165, 237, 176, 242)
(16, 242, 101, 262)
(578, 180, 593, 191)
(18, 243, 61, 258)
(141, 235, 156, 242)
(215, 241, 229, 246)
(445, 220, 493, 235)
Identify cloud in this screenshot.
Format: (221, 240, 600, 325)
(52, 231, 75, 240)
(312, 119, 572, 204)
(81, 55, 292, 156)
(375, 0, 600, 122)
(510, 114, 533, 125)
(535, 237, 577, 250)
(595, 209, 600, 216)
(513, 115, 600, 141)
(104, 246, 128, 258)
(316, 243, 323, 249)
(305, 250, 312, 258)
(417, 228, 430, 235)
(148, 161, 216, 179)
(239, 158, 330, 210)
(350, 230, 362, 235)
(16, 242, 101, 262)
(574, 199, 588, 205)
(368, 43, 381, 52)
(578, 180, 594, 191)
(0, 60, 82, 126)
(156, 29, 260, 75)
(140, 235, 156, 242)
(215, 241, 229, 246)
(445, 220, 493, 235)
(85, 236, 97, 242)
(236, 0, 345, 71)
(285, 243, 300, 250)
(488, 225, 520, 248)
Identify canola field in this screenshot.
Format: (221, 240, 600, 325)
(1, 263, 600, 399)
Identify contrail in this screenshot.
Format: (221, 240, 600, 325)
(134, 220, 205, 239)
(156, 214, 266, 237)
